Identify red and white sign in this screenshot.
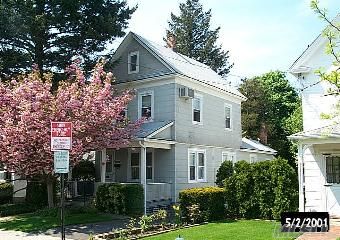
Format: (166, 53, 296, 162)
(51, 122, 72, 151)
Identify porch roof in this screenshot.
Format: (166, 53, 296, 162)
(241, 137, 277, 154)
(289, 123, 340, 140)
(135, 120, 173, 139)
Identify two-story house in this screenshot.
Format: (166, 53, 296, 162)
(289, 15, 340, 217)
(93, 32, 277, 212)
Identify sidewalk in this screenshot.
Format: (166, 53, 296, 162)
(0, 230, 73, 240)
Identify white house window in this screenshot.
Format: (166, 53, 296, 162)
(192, 95, 202, 124)
(222, 151, 236, 164)
(250, 154, 257, 164)
(188, 149, 206, 182)
(225, 104, 232, 129)
(326, 156, 340, 184)
(138, 91, 154, 121)
(128, 51, 139, 74)
(130, 151, 153, 181)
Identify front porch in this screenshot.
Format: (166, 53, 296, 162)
(94, 135, 175, 213)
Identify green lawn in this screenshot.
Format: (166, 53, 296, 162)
(143, 220, 300, 240)
(0, 209, 113, 232)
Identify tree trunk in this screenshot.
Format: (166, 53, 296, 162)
(46, 178, 54, 208)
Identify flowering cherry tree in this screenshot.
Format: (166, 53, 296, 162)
(0, 63, 141, 207)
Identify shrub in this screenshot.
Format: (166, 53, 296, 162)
(26, 181, 48, 207)
(224, 158, 298, 220)
(215, 160, 233, 187)
(95, 183, 143, 215)
(0, 203, 37, 216)
(72, 160, 96, 181)
(179, 186, 225, 223)
(0, 182, 13, 204)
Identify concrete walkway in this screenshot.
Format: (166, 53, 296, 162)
(0, 230, 73, 240)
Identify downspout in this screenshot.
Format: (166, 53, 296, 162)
(174, 82, 177, 203)
(139, 140, 147, 215)
(299, 143, 311, 212)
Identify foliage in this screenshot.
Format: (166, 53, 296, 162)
(0, 63, 141, 207)
(224, 158, 298, 219)
(139, 214, 153, 233)
(165, 0, 233, 76)
(95, 183, 143, 215)
(179, 186, 225, 223)
(187, 204, 202, 224)
(310, 0, 339, 92)
(172, 204, 182, 226)
(0, 182, 13, 204)
(72, 160, 96, 181)
(239, 71, 302, 166)
(0, 203, 37, 217)
(215, 160, 233, 187)
(0, 0, 136, 82)
(25, 181, 48, 207)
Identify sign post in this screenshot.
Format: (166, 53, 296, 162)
(51, 122, 72, 240)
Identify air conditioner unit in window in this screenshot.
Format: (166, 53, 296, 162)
(179, 87, 194, 99)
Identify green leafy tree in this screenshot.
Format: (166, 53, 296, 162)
(310, 0, 339, 91)
(165, 0, 233, 76)
(215, 160, 233, 187)
(239, 71, 302, 166)
(0, 0, 136, 82)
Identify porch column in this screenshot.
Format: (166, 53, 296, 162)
(101, 149, 107, 183)
(298, 143, 305, 212)
(140, 145, 147, 215)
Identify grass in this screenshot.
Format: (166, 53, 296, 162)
(0, 207, 113, 233)
(143, 220, 301, 240)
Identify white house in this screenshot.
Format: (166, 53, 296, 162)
(289, 14, 340, 217)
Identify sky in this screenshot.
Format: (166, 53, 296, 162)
(111, 0, 339, 86)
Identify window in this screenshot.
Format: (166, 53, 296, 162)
(250, 154, 257, 164)
(192, 95, 202, 124)
(128, 51, 139, 74)
(188, 149, 206, 182)
(131, 153, 139, 180)
(129, 151, 153, 181)
(222, 151, 236, 164)
(146, 152, 153, 180)
(326, 156, 340, 184)
(225, 104, 232, 129)
(138, 91, 154, 121)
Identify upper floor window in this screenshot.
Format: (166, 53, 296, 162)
(138, 91, 154, 121)
(192, 95, 203, 124)
(188, 149, 206, 183)
(225, 104, 232, 130)
(128, 51, 139, 74)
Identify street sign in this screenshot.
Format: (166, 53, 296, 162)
(54, 150, 69, 174)
(51, 122, 72, 151)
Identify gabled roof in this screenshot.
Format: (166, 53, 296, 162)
(241, 137, 277, 154)
(289, 123, 340, 140)
(114, 32, 246, 100)
(289, 13, 340, 76)
(135, 121, 173, 139)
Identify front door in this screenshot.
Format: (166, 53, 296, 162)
(325, 156, 340, 217)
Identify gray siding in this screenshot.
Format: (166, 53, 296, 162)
(175, 84, 242, 148)
(127, 83, 176, 123)
(112, 38, 172, 83)
(237, 151, 275, 162)
(115, 149, 128, 182)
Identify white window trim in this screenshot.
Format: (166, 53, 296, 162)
(224, 103, 232, 131)
(250, 154, 257, 164)
(192, 94, 203, 125)
(222, 151, 236, 165)
(138, 90, 154, 122)
(188, 148, 207, 183)
(128, 51, 139, 74)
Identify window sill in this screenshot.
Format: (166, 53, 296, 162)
(192, 121, 203, 126)
(224, 128, 232, 131)
(188, 180, 207, 183)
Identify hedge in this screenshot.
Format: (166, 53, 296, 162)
(95, 183, 143, 215)
(26, 181, 48, 207)
(0, 182, 13, 204)
(224, 158, 298, 219)
(215, 160, 233, 187)
(179, 187, 225, 223)
(0, 203, 37, 217)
